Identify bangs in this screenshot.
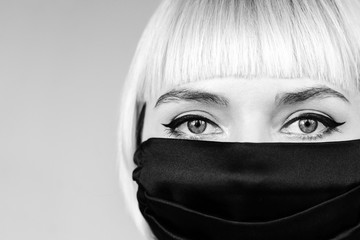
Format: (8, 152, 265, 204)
(134, 0, 360, 102)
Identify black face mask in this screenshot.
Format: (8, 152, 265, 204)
(133, 138, 360, 240)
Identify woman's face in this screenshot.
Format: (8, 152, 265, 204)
(142, 78, 360, 143)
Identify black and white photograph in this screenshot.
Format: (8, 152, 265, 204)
(2, 0, 360, 239)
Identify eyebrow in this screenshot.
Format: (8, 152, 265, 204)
(154, 89, 229, 108)
(275, 86, 349, 106)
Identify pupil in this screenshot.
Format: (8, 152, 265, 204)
(188, 120, 206, 134)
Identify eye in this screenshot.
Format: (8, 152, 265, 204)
(162, 114, 222, 139)
(280, 111, 345, 140)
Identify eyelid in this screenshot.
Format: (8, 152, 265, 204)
(281, 110, 335, 127)
(281, 113, 334, 130)
(164, 109, 221, 125)
(162, 114, 219, 129)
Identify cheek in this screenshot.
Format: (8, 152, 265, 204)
(337, 106, 360, 139)
(141, 110, 165, 142)
(141, 113, 153, 142)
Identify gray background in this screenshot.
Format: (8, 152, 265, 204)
(0, 0, 160, 239)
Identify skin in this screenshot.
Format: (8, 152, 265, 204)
(142, 77, 360, 143)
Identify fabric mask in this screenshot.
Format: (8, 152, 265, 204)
(133, 138, 360, 240)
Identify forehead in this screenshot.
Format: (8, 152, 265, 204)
(150, 77, 352, 105)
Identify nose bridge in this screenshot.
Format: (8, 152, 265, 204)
(233, 110, 272, 142)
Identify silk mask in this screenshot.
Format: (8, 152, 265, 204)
(133, 138, 360, 240)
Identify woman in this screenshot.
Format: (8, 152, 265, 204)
(119, 0, 360, 239)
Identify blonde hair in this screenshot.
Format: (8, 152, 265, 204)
(118, 0, 360, 238)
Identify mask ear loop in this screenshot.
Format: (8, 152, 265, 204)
(136, 103, 146, 147)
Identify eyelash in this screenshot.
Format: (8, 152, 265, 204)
(162, 113, 345, 141)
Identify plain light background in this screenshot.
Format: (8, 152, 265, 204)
(0, 0, 161, 239)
